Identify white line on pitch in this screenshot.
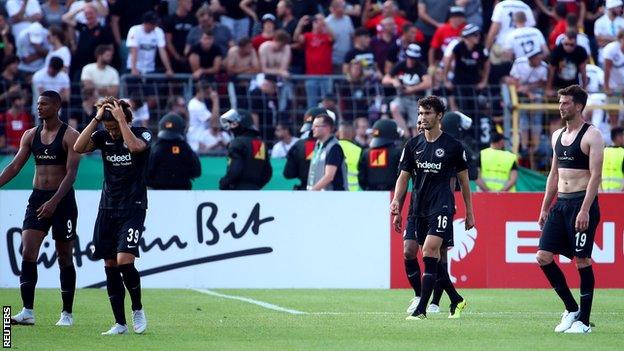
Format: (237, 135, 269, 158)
(193, 289, 308, 315)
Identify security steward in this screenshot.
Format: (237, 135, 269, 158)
(475, 132, 518, 192)
(147, 113, 201, 190)
(338, 121, 363, 191)
(219, 109, 272, 190)
(283, 107, 327, 190)
(601, 126, 624, 192)
(357, 119, 402, 190)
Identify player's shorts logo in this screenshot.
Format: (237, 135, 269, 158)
(435, 148, 445, 158)
(448, 218, 478, 283)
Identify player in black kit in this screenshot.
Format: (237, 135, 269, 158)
(0, 91, 81, 326)
(391, 96, 475, 320)
(74, 97, 150, 335)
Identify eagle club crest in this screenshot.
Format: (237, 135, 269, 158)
(435, 148, 445, 158)
(448, 219, 478, 283)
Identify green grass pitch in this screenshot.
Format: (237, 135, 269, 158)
(2, 288, 623, 350)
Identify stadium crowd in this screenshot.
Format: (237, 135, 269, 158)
(0, 0, 623, 174)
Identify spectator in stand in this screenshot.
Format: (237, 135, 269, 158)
(44, 26, 71, 71)
(226, 37, 260, 109)
(548, 9, 574, 49)
(0, 56, 22, 113)
(0, 12, 15, 67)
(504, 11, 549, 62)
(185, 5, 233, 57)
(240, 0, 279, 35)
(65, 0, 108, 25)
(126, 12, 173, 77)
(584, 0, 606, 62)
(553, 14, 592, 56)
(485, 0, 535, 68)
(277, 0, 297, 35)
(443, 24, 489, 117)
(6, 0, 42, 39)
(326, 0, 355, 74)
(128, 94, 150, 127)
(341, 58, 380, 121)
(31, 57, 70, 115)
(383, 43, 431, 135)
(188, 30, 223, 80)
(16, 22, 48, 78)
(295, 14, 335, 108)
(457, 0, 483, 28)
(251, 14, 277, 51)
(386, 23, 423, 74)
(163, 0, 196, 73)
(80, 44, 120, 98)
(187, 80, 220, 153)
(371, 17, 398, 73)
(428, 6, 466, 70)
(110, 0, 158, 69)
(0, 93, 31, 151)
(583, 63, 610, 144)
(209, 0, 251, 43)
(343, 27, 380, 79)
(258, 29, 291, 78)
(354, 117, 370, 147)
(604, 30, 624, 96)
(64, 4, 116, 81)
(546, 29, 588, 96)
(166, 95, 189, 122)
(202, 117, 231, 154)
(271, 122, 298, 158)
(363, 0, 408, 36)
(415, 0, 455, 63)
(249, 74, 280, 140)
(595, 0, 624, 65)
(536, 0, 586, 29)
(69, 85, 97, 130)
(40, 0, 66, 28)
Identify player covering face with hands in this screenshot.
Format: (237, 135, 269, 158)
(74, 97, 152, 335)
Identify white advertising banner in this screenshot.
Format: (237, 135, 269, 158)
(0, 191, 390, 288)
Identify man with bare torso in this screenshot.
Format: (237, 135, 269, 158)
(537, 84, 604, 334)
(0, 91, 81, 326)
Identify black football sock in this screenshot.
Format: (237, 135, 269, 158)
(540, 261, 578, 312)
(430, 280, 443, 306)
(20, 261, 38, 310)
(119, 263, 143, 311)
(437, 261, 463, 306)
(578, 266, 595, 325)
(414, 256, 438, 315)
(105, 266, 126, 325)
(404, 259, 421, 297)
(59, 265, 76, 314)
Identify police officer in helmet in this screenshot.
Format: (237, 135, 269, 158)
(358, 119, 403, 190)
(219, 109, 272, 190)
(147, 113, 201, 190)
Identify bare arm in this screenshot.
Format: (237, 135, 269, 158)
(604, 59, 612, 93)
(457, 169, 475, 229)
(111, 15, 121, 45)
(502, 169, 518, 192)
(580, 128, 604, 214)
(73, 119, 99, 153)
(475, 168, 490, 192)
(417, 3, 441, 28)
(130, 46, 138, 74)
(311, 164, 338, 190)
(485, 22, 500, 49)
(158, 47, 174, 73)
(0, 128, 34, 187)
(391, 170, 411, 212)
(579, 62, 588, 88)
(405, 74, 432, 94)
(239, 0, 258, 22)
(165, 33, 183, 61)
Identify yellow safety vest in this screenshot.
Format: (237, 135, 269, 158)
(601, 147, 624, 192)
(339, 140, 362, 191)
(480, 147, 517, 192)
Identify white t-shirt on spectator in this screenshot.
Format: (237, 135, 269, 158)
(126, 24, 166, 74)
(186, 97, 212, 151)
(555, 33, 592, 57)
(80, 63, 120, 90)
(16, 22, 49, 73)
(602, 41, 624, 91)
(68, 0, 108, 25)
(509, 56, 548, 85)
(271, 137, 300, 159)
(198, 130, 231, 152)
(6, 0, 42, 39)
(131, 103, 150, 127)
(503, 26, 546, 59)
(491, 0, 536, 46)
(594, 14, 624, 39)
(45, 46, 72, 69)
(585, 64, 604, 94)
(31, 67, 70, 113)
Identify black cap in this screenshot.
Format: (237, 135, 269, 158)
(370, 119, 400, 148)
(142, 11, 160, 25)
(158, 113, 186, 141)
(220, 109, 255, 130)
(491, 133, 506, 143)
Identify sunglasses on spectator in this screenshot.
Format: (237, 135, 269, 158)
(563, 42, 576, 47)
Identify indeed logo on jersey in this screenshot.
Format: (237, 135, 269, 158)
(105, 153, 132, 166)
(416, 160, 442, 172)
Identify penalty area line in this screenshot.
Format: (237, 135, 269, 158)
(193, 289, 308, 315)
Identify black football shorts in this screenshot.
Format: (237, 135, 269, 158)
(404, 211, 454, 247)
(92, 209, 146, 260)
(22, 188, 78, 242)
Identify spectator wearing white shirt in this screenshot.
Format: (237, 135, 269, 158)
(31, 56, 69, 115)
(126, 11, 173, 76)
(44, 26, 71, 71)
(15, 22, 48, 76)
(5, 0, 42, 39)
(271, 123, 298, 158)
(583, 63, 611, 144)
(65, 0, 108, 26)
(485, 0, 535, 64)
(603, 30, 624, 95)
(80, 44, 120, 98)
(503, 11, 549, 61)
(594, 0, 624, 64)
(187, 81, 221, 153)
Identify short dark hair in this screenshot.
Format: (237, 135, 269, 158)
(48, 25, 66, 45)
(40, 90, 62, 105)
(143, 11, 159, 25)
(611, 127, 624, 142)
(238, 37, 251, 47)
(354, 27, 370, 38)
(276, 122, 293, 136)
(565, 29, 578, 40)
(418, 95, 446, 115)
(49, 56, 64, 71)
(274, 29, 291, 44)
(2, 55, 19, 69)
(557, 84, 588, 110)
(95, 44, 114, 57)
(97, 97, 133, 123)
(314, 114, 334, 129)
(402, 23, 415, 34)
(8, 92, 22, 104)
